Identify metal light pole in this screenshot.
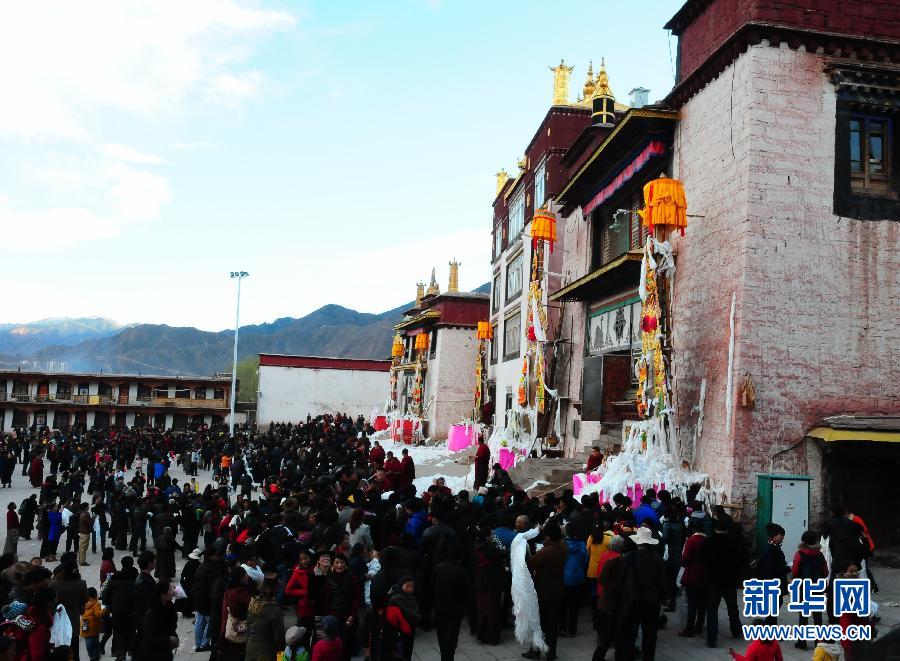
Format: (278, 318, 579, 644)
(229, 271, 249, 437)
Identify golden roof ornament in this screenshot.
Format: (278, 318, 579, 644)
(549, 58, 573, 106)
(582, 61, 596, 100)
(517, 156, 527, 173)
(495, 169, 509, 196)
(448, 259, 460, 293)
(592, 57, 614, 100)
(415, 281, 425, 307)
(426, 268, 440, 296)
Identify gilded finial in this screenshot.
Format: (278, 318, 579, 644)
(517, 156, 527, 173)
(549, 58, 574, 106)
(426, 268, 440, 296)
(582, 60, 596, 100)
(415, 281, 425, 307)
(448, 259, 460, 293)
(495, 169, 509, 196)
(592, 56, 614, 100)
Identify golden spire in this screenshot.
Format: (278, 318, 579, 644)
(549, 58, 574, 106)
(592, 57, 614, 100)
(448, 259, 459, 293)
(426, 268, 440, 296)
(517, 156, 527, 173)
(415, 281, 425, 307)
(495, 169, 509, 196)
(582, 60, 596, 100)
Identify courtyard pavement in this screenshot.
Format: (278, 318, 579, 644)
(2, 449, 897, 661)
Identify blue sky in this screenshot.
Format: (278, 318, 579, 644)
(0, 0, 684, 331)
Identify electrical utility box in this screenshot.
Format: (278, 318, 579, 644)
(756, 474, 811, 557)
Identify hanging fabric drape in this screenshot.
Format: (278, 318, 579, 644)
(529, 209, 557, 252)
(639, 176, 688, 236)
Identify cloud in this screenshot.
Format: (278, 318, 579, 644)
(0, 194, 120, 247)
(102, 143, 167, 165)
(170, 141, 216, 152)
(0, 1, 296, 249)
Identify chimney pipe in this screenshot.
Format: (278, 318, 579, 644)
(629, 87, 650, 109)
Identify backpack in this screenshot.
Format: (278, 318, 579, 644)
(797, 552, 824, 580)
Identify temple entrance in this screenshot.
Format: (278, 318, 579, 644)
(823, 441, 900, 549)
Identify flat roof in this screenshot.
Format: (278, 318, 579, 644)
(258, 354, 392, 372)
(0, 368, 231, 383)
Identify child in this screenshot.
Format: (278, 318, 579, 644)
(757, 523, 789, 624)
(813, 640, 843, 660)
(729, 638, 783, 660)
(80, 587, 106, 661)
(791, 530, 828, 650)
(310, 616, 343, 661)
(282, 626, 310, 661)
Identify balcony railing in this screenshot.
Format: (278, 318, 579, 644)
(0, 393, 228, 409)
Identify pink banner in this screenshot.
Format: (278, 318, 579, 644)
(498, 447, 526, 471)
(447, 425, 475, 451)
(582, 141, 667, 216)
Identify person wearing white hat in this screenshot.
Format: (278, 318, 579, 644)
(615, 525, 667, 661)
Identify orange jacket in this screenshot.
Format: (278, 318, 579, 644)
(80, 598, 106, 638)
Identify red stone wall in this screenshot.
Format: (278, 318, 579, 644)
(673, 0, 900, 82)
(672, 44, 900, 514)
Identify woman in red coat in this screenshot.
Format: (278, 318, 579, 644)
(284, 550, 316, 640)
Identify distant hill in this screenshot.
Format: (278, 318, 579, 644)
(5, 283, 489, 376)
(0, 317, 125, 355)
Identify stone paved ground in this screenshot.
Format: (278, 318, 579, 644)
(4, 454, 897, 661)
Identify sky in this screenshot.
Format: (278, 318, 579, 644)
(0, 0, 685, 331)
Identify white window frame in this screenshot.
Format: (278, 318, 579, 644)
(494, 221, 503, 258)
(505, 251, 523, 301)
(534, 161, 546, 209)
(503, 311, 521, 359)
(509, 192, 525, 238)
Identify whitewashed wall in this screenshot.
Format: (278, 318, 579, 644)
(256, 365, 388, 426)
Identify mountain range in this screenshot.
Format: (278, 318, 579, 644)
(1, 284, 489, 376)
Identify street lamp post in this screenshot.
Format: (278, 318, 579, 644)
(229, 271, 249, 437)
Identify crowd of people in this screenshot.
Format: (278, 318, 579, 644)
(0, 417, 889, 661)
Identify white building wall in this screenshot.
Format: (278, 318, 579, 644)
(257, 365, 388, 426)
(488, 230, 533, 428)
(428, 327, 479, 440)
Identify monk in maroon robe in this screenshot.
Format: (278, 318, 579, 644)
(474, 437, 491, 489)
(29, 454, 44, 488)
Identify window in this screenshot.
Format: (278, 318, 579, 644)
(492, 273, 501, 312)
(503, 311, 521, 359)
(494, 222, 503, 258)
(534, 161, 546, 209)
(153, 386, 170, 398)
(490, 324, 499, 363)
(195, 387, 207, 400)
(506, 252, 523, 300)
(429, 330, 437, 359)
(509, 193, 525, 238)
(596, 189, 648, 267)
(850, 115, 892, 196)
(213, 388, 225, 400)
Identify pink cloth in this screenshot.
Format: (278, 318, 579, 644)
(447, 425, 475, 451)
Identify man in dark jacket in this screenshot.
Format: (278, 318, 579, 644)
(432, 545, 471, 661)
(420, 508, 459, 630)
(523, 520, 568, 660)
(702, 517, 743, 647)
(191, 548, 223, 652)
(104, 555, 138, 661)
(616, 527, 668, 661)
(132, 551, 157, 627)
(823, 505, 865, 577)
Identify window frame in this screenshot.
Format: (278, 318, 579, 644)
(502, 310, 522, 361)
(489, 323, 499, 364)
(833, 98, 900, 220)
(508, 192, 525, 238)
(505, 251, 524, 302)
(534, 160, 547, 210)
(491, 272, 501, 312)
(494, 221, 504, 259)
